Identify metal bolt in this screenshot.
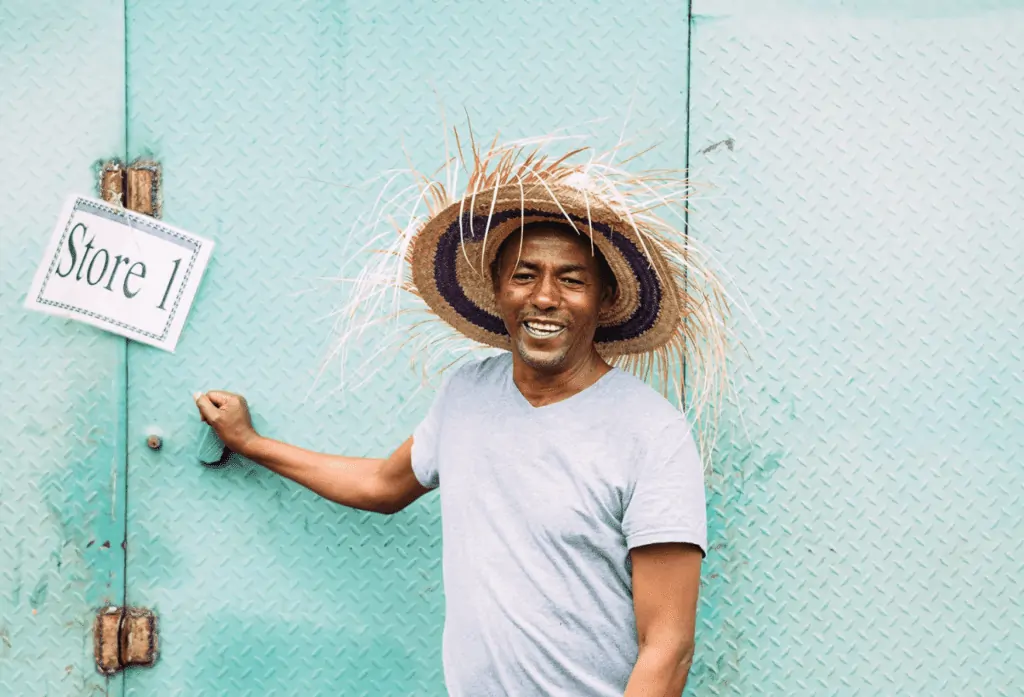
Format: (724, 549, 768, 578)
(146, 434, 162, 450)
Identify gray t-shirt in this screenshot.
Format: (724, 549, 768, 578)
(411, 353, 707, 697)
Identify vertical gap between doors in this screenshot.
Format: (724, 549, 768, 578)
(120, 3, 131, 694)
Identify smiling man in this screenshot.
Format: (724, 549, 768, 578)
(195, 140, 721, 697)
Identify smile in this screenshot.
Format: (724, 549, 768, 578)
(521, 320, 566, 340)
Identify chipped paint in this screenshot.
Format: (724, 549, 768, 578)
(27, 578, 49, 610)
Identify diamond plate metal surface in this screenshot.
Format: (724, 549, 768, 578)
(688, 3, 1024, 695)
(122, 1, 687, 694)
(0, 2, 127, 695)
(5, 1, 1021, 694)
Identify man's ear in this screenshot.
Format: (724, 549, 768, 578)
(600, 283, 618, 310)
(491, 262, 502, 294)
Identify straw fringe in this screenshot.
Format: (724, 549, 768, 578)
(328, 128, 732, 467)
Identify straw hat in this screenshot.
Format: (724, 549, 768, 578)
(411, 181, 681, 358)
(333, 132, 729, 412)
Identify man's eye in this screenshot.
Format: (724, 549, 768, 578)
(512, 273, 533, 281)
(563, 278, 584, 285)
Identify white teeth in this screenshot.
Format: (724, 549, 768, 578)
(523, 321, 565, 338)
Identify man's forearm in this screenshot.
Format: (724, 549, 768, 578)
(241, 436, 389, 512)
(623, 643, 693, 697)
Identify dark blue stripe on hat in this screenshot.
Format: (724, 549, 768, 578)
(434, 209, 663, 344)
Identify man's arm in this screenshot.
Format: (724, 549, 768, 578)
(624, 542, 703, 697)
(194, 390, 430, 514)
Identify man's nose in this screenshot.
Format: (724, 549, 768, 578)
(530, 274, 560, 309)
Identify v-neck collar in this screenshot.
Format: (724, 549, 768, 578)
(504, 355, 620, 414)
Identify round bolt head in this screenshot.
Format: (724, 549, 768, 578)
(146, 434, 162, 450)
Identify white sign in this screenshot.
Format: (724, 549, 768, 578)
(25, 195, 213, 352)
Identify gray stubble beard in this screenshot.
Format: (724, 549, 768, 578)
(513, 333, 572, 372)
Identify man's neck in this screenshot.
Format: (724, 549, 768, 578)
(511, 349, 612, 408)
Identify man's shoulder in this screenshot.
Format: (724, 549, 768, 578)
(442, 352, 510, 391)
(606, 368, 681, 415)
(603, 368, 689, 435)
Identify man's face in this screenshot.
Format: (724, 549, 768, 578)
(492, 225, 615, 373)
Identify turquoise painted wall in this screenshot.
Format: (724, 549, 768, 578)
(1, 1, 1021, 694)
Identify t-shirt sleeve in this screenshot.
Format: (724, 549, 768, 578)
(410, 366, 461, 489)
(622, 416, 708, 557)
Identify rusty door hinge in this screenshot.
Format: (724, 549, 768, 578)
(99, 160, 162, 218)
(94, 606, 158, 675)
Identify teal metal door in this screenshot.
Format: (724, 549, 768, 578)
(120, 1, 689, 694)
(687, 2, 1024, 694)
(0, 2, 128, 695)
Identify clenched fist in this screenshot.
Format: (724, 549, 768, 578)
(193, 390, 261, 457)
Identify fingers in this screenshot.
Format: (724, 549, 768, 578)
(205, 390, 237, 407)
(193, 389, 248, 420)
(194, 392, 219, 423)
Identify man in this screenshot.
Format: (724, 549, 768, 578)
(196, 138, 721, 696)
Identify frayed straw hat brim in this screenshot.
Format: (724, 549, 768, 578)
(330, 131, 730, 434)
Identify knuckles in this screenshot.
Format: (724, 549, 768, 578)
(197, 392, 249, 429)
